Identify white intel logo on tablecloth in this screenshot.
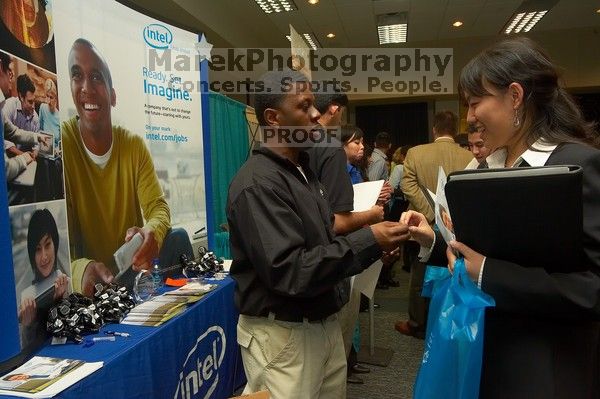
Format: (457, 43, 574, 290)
(174, 325, 227, 399)
(143, 23, 173, 49)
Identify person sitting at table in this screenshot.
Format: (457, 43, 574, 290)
(62, 38, 191, 297)
(3, 139, 36, 182)
(2, 73, 39, 133)
(38, 78, 60, 150)
(19, 208, 69, 349)
(403, 36, 600, 399)
(0, 50, 45, 181)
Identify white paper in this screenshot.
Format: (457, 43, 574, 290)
(351, 260, 383, 300)
(352, 180, 385, 212)
(434, 166, 455, 245)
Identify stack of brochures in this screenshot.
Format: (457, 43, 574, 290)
(122, 282, 216, 326)
(0, 356, 102, 398)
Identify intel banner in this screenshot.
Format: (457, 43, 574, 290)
(54, 0, 206, 237)
(0, 0, 210, 382)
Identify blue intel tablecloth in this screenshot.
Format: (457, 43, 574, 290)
(0, 277, 246, 399)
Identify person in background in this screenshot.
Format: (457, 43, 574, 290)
(396, 111, 472, 338)
(227, 69, 411, 398)
(38, 78, 60, 149)
(406, 36, 600, 398)
(465, 124, 491, 169)
(307, 90, 385, 236)
(339, 124, 381, 384)
(2, 73, 39, 133)
(307, 90, 386, 386)
(389, 145, 410, 192)
(367, 131, 391, 181)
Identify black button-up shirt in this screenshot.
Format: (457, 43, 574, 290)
(227, 146, 381, 321)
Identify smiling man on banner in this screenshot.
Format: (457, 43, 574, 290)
(61, 38, 181, 296)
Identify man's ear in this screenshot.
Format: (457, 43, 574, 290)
(264, 108, 280, 127)
(328, 104, 339, 115)
(111, 88, 117, 107)
(508, 82, 524, 109)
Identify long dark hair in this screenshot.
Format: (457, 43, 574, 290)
(458, 36, 598, 149)
(340, 125, 364, 145)
(27, 209, 59, 283)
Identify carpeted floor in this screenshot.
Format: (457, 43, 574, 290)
(347, 269, 424, 399)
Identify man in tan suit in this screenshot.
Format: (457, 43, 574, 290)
(395, 111, 473, 337)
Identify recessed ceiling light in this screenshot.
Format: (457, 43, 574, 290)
(326, 33, 335, 38)
(254, 0, 297, 14)
(308, 0, 319, 4)
(452, 21, 463, 27)
(596, 8, 600, 14)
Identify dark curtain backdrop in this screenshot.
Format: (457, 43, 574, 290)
(573, 93, 600, 133)
(355, 102, 429, 148)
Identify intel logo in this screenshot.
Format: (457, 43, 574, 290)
(174, 325, 226, 399)
(143, 23, 173, 49)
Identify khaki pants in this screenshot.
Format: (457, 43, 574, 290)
(237, 313, 347, 399)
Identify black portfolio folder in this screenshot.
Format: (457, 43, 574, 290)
(445, 165, 583, 273)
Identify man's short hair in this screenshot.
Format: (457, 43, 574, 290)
(16, 74, 35, 98)
(71, 38, 113, 89)
(433, 111, 458, 136)
(254, 69, 309, 126)
(375, 131, 391, 148)
(314, 89, 348, 114)
(0, 51, 10, 73)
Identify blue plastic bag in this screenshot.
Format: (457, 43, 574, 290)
(414, 259, 495, 399)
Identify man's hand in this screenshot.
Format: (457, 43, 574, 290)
(446, 241, 484, 282)
(400, 210, 434, 248)
(376, 181, 393, 205)
(18, 298, 36, 326)
(81, 261, 114, 297)
(371, 221, 410, 252)
(125, 226, 159, 271)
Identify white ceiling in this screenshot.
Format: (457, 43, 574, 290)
(128, 0, 600, 48)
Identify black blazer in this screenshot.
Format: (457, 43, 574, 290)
(429, 142, 600, 399)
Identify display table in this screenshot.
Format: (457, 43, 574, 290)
(0, 277, 246, 399)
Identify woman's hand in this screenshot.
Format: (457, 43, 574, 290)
(400, 210, 434, 248)
(18, 298, 36, 326)
(53, 273, 69, 300)
(446, 241, 485, 282)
